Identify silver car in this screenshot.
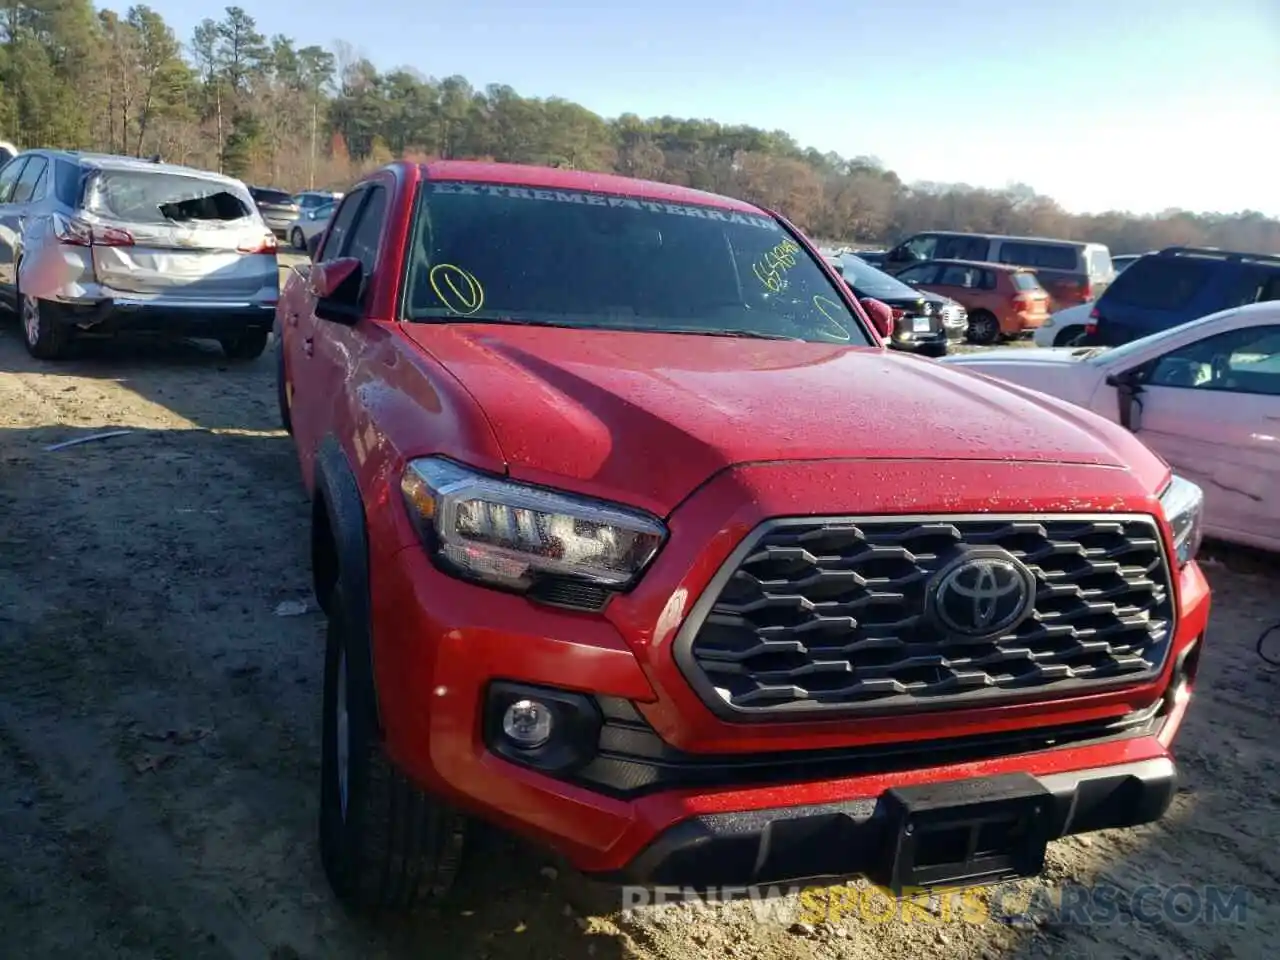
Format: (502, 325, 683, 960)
(0, 150, 279, 360)
(290, 200, 335, 252)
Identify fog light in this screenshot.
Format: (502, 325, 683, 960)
(502, 699, 554, 749)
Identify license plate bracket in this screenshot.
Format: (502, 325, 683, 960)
(878, 773, 1052, 894)
(912, 316, 932, 332)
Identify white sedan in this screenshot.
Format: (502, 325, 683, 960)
(1033, 301, 1091, 348)
(941, 301, 1280, 553)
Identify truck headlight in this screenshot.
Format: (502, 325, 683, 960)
(1159, 474, 1204, 567)
(400, 457, 667, 591)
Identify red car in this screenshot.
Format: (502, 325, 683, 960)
(277, 160, 1210, 910)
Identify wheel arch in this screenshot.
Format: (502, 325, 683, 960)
(313, 435, 382, 734)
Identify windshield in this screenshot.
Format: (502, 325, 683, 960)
(837, 254, 917, 299)
(402, 181, 871, 344)
(85, 170, 254, 224)
(1084, 310, 1229, 367)
(1012, 272, 1043, 292)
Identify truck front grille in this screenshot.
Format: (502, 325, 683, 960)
(674, 515, 1176, 718)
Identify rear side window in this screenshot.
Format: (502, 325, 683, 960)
(54, 160, 83, 206)
(84, 171, 254, 224)
(1011, 272, 1043, 292)
(1103, 256, 1210, 310)
(934, 235, 989, 260)
(997, 241, 1078, 271)
(253, 187, 293, 205)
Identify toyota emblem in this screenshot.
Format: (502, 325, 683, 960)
(931, 551, 1037, 638)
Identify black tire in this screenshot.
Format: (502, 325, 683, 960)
(920, 342, 948, 359)
(1052, 325, 1086, 347)
(20, 294, 72, 360)
(320, 583, 468, 911)
(219, 329, 269, 360)
(291, 227, 306, 251)
(966, 310, 1000, 346)
(276, 340, 293, 434)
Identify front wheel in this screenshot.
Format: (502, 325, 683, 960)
(21, 294, 72, 360)
(966, 310, 1000, 346)
(319, 584, 469, 911)
(219, 329, 269, 360)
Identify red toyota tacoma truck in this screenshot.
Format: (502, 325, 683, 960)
(276, 160, 1210, 911)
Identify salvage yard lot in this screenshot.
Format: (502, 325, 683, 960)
(0, 317, 1278, 960)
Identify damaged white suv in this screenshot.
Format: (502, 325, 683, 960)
(0, 149, 279, 360)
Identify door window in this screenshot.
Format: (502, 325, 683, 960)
(934, 235, 988, 260)
(345, 186, 387, 277)
(1103, 256, 1209, 310)
(316, 189, 364, 262)
(896, 263, 940, 284)
(936, 264, 981, 288)
(10, 157, 47, 203)
(1144, 325, 1280, 397)
(997, 241, 1078, 270)
(0, 157, 29, 203)
(901, 234, 938, 261)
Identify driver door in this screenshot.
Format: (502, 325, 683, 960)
(1125, 323, 1280, 547)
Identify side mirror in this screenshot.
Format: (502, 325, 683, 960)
(309, 256, 363, 325)
(859, 297, 895, 340)
(1105, 368, 1142, 431)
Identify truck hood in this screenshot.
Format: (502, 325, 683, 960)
(403, 325, 1143, 515)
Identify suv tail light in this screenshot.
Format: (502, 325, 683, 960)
(238, 231, 278, 254)
(1080, 280, 1094, 300)
(889, 307, 905, 321)
(52, 215, 134, 247)
(1085, 307, 1100, 336)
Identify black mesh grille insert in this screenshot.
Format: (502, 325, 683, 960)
(676, 515, 1175, 717)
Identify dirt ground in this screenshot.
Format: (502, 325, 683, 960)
(1, 299, 1278, 960)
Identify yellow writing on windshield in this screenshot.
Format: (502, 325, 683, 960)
(812, 295, 851, 341)
(429, 264, 485, 316)
(752, 239, 802, 293)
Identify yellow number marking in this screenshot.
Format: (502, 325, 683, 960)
(429, 264, 485, 316)
(752, 239, 801, 293)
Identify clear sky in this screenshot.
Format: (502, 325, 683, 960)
(111, 0, 1280, 217)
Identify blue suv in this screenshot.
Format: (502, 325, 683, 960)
(1085, 246, 1280, 345)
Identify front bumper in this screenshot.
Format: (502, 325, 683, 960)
(46, 297, 277, 337)
(593, 757, 1176, 889)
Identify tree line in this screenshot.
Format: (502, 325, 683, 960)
(2, 1, 1276, 254)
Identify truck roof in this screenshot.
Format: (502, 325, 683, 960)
(415, 160, 765, 215)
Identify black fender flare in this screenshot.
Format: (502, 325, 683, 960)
(313, 435, 382, 734)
